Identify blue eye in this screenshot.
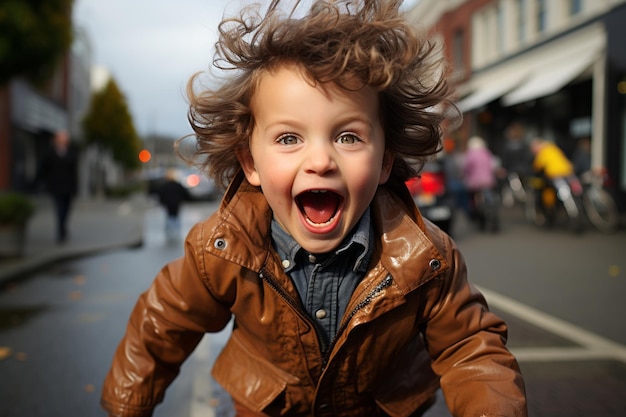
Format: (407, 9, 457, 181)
(277, 134, 300, 145)
(337, 133, 361, 144)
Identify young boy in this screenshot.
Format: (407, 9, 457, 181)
(101, 1, 527, 416)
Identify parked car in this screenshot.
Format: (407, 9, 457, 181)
(405, 160, 455, 234)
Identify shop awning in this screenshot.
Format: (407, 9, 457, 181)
(501, 45, 601, 107)
(456, 73, 526, 112)
(455, 23, 606, 112)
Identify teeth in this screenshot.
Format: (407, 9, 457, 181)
(305, 215, 335, 226)
(310, 190, 327, 193)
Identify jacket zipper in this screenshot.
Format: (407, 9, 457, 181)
(260, 269, 394, 370)
(259, 269, 330, 354)
(322, 274, 394, 369)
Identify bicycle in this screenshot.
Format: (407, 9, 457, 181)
(524, 174, 585, 233)
(500, 172, 527, 208)
(580, 169, 620, 233)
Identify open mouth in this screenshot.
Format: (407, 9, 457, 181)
(296, 190, 343, 225)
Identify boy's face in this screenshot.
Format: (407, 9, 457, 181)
(239, 65, 392, 254)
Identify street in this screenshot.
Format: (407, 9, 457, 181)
(0, 200, 625, 416)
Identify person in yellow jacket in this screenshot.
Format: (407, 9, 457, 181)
(530, 138, 574, 179)
(529, 138, 582, 227)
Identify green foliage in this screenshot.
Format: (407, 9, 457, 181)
(82, 78, 143, 170)
(0, 192, 35, 226)
(0, 0, 74, 85)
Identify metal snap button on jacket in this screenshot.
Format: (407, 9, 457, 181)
(429, 259, 441, 271)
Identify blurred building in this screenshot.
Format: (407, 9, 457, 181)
(408, 0, 626, 209)
(0, 17, 92, 196)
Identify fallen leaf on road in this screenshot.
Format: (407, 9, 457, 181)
(608, 265, 620, 277)
(85, 384, 95, 393)
(15, 351, 28, 361)
(0, 346, 11, 361)
(68, 290, 82, 300)
(74, 275, 86, 285)
(77, 312, 105, 324)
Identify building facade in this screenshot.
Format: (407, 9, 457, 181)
(408, 0, 626, 209)
(0, 22, 93, 195)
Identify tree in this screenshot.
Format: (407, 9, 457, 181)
(83, 78, 142, 170)
(0, 0, 74, 85)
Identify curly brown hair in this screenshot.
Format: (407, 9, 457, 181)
(180, 0, 459, 189)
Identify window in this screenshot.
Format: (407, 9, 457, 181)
(569, 0, 582, 15)
(536, 0, 547, 33)
(453, 28, 464, 71)
(497, 4, 505, 53)
(517, 0, 526, 42)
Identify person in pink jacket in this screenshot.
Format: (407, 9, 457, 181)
(462, 136, 499, 231)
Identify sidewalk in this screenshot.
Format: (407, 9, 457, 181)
(0, 194, 148, 288)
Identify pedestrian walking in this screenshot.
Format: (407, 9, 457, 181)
(155, 168, 190, 240)
(498, 122, 533, 207)
(500, 122, 533, 179)
(37, 129, 78, 243)
(462, 136, 500, 231)
(441, 136, 470, 217)
(101, 1, 527, 416)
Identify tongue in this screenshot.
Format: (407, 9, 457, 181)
(299, 192, 339, 224)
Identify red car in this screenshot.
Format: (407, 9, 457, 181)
(405, 160, 454, 234)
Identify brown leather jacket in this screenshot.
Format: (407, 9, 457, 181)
(101, 174, 527, 417)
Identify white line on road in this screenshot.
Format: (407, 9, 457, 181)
(190, 336, 216, 417)
(188, 288, 626, 417)
(478, 286, 626, 363)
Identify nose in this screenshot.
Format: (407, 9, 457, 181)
(303, 141, 337, 175)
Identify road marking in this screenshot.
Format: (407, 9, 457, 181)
(478, 286, 626, 363)
(188, 290, 625, 416)
(190, 336, 215, 417)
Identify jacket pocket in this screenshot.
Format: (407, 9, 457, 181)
(373, 339, 440, 417)
(211, 332, 301, 412)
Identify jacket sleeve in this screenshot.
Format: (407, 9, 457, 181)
(100, 223, 232, 417)
(423, 230, 528, 417)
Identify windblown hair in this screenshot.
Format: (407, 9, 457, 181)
(181, 0, 459, 189)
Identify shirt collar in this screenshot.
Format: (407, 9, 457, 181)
(271, 207, 372, 273)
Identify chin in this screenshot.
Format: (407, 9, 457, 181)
(300, 238, 343, 255)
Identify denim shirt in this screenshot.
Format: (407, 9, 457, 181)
(271, 208, 374, 348)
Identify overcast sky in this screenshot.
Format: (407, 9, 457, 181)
(73, 0, 419, 139)
(73, 0, 234, 139)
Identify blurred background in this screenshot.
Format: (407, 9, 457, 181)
(1, 1, 626, 416)
(406, 0, 626, 215)
(1, 0, 625, 211)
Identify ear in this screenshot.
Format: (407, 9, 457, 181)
(378, 150, 394, 185)
(236, 148, 261, 186)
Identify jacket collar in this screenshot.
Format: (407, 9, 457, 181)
(206, 171, 448, 292)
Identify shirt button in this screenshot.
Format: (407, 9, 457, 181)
(282, 259, 290, 269)
(308, 254, 317, 263)
(315, 309, 327, 319)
